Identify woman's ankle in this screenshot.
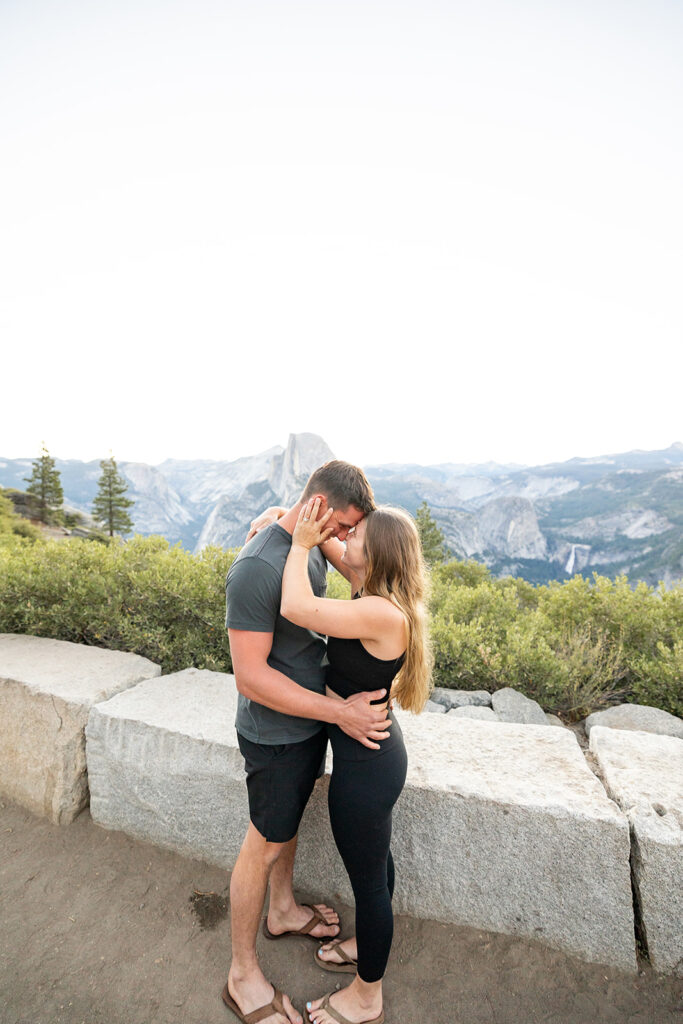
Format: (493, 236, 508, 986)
(348, 977, 383, 1011)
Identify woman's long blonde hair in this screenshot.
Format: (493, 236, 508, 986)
(361, 506, 433, 713)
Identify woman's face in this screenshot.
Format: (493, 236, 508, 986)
(341, 515, 367, 574)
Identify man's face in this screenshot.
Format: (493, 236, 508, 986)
(316, 499, 364, 541)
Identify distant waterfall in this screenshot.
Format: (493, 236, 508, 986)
(565, 544, 577, 575)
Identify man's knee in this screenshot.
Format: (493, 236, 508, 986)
(262, 840, 286, 868)
(241, 822, 288, 868)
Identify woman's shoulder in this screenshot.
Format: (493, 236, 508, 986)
(356, 593, 405, 624)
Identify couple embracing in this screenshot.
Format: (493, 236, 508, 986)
(223, 461, 431, 1024)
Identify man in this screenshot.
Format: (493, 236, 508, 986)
(223, 461, 392, 1024)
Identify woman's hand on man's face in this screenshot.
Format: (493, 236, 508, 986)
(292, 497, 335, 550)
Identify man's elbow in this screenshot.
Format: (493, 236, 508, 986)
(235, 678, 250, 699)
(233, 667, 258, 700)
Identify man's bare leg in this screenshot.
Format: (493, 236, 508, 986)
(266, 834, 340, 941)
(227, 823, 302, 1024)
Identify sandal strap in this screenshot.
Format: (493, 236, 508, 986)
(324, 939, 356, 965)
(320, 993, 356, 1024)
(296, 904, 326, 936)
(318, 993, 384, 1024)
(245, 988, 285, 1024)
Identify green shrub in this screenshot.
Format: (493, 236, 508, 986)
(0, 534, 236, 675)
(429, 560, 682, 720)
(432, 558, 492, 591)
(629, 639, 683, 715)
(0, 489, 41, 541)
(7, 517, 41, 541)
(326, 568, 352, 600)
(0, 536, 680, 719)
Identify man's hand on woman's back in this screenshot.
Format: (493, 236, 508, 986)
(334, 690, 392, 750)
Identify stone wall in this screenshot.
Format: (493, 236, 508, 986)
(1, 634, 681, 976)
(0, 634, 160, 824)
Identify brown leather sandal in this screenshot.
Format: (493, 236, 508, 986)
(222, 980, 288, 1024)
(313, 937, 357, 973)
(305, 991, 384, 1024)
(262, 904, 341, 943)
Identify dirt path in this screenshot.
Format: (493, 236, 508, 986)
(1, 799, 681, 1024)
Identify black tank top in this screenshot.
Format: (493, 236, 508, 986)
(326, 636, 405, 703)
(327, 589, 403, 700)
(326, 594, 406, 704)
(324, 592, 407, 760)
(325, 615, 406, 762)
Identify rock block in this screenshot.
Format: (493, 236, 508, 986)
(450, 705, 500, 721)
(85, 669, 250, 867)
(492, 686, 547, 725)
(424, 699, 447, 713)
(589, 726, 683, 975)
(430, 687, 492, 709)
(296, 712, 637, 973)
(0, 634, 161, 824)
(85, 671, 637, 972)
(585, 703, 683, 740)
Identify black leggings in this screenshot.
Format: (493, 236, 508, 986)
(326, 719, 408, 983)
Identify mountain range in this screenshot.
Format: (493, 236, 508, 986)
(2, 435, 682, 586)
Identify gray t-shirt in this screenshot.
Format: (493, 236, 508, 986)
(225, 522, 328, 744)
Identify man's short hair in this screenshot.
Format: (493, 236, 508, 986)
(301, 461, 376, 514)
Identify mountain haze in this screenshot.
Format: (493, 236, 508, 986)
(1, 438, 681, 586)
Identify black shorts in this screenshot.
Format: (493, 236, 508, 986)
(237, 729, 328, 844)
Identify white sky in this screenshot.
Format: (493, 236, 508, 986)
(1, 0, 682, 469)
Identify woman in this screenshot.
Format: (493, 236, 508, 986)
(280, 497, 432, 1024)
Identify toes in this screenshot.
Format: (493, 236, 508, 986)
(282, 993, 303, 1024)
(310, 1012, 333, 1024)
(308, 905, 340, 941)
(313, 903, 340, 924)
(318, 937, 350, 963)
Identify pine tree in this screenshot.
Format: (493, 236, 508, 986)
(93, 456, 134, 537)
(24, 443, 64, 524)
(416, 500, 448, 565)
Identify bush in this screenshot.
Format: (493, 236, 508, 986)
(0, 536, 680, 719)
(326, 568, 352, 600)
(0, 534, 236, 675)
(0, 489, 41, 541)
(429, 561, 682, 720)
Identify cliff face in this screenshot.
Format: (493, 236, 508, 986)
(122, 433, 335, 549)
(266, 434, 336, 508)
(119, 463, 194, 539)
(478, 497, 548, 559)
(435, 498, 547, 561)
(195, 433, 335, 550)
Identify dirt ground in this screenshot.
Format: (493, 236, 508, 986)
(1, 799, 681, 1024)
